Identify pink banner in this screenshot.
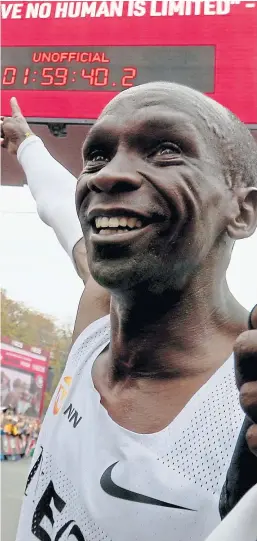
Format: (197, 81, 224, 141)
(1, 340, 49, 418)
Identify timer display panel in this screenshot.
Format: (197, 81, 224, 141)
(2, 46, 214, 93)
(1, 0, 257, 124)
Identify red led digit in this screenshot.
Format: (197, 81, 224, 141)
(81, 68, 95, 85)
(41, 67, 54, 86)
(54, 67, 68, 86)
(93, 68, 109, 86)
(121, 67, 137, 88)
(23, 67, 30, 85)
(2, 67, 17, 85)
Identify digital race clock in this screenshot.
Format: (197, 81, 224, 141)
(1, 0, 257, 125)
(2, 46, 214, 92)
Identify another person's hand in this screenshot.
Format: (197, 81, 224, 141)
(1, 97, 34, 155)
(219, 308, 257, 519)
(214, 306, 257, 538)
(235, 305, 257, 456)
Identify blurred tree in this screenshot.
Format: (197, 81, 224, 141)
(1, 289, 72, 412)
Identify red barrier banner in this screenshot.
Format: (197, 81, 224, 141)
(1, 339, 49, 417)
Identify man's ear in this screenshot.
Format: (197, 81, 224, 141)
(227, 187, 257, 240)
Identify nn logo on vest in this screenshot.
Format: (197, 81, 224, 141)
(63, 403, 82, 428)
(53, 376, 72, 415)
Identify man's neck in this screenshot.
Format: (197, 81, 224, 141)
(107, 275, 248, 383)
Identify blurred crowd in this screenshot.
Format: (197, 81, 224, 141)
(0, 406, 41, 460)
(0, 407, 41, 438)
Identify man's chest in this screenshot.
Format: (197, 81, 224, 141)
(92, 351, 215, 433)
(19, 434, 221, 541)
(17, 356, 243, 541)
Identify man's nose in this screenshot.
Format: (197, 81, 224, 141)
(87, 154, 143, 193)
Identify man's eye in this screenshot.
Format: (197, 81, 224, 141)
(87, 150, 108, 163)
(153, 142, 181, 158)
(82, 148, 110, 174)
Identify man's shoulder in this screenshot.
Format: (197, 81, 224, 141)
(38, 315, 110, 439)
(67, 314, 110, 369)
(71, 279, 110, 344)
(72, 314, 110, 349)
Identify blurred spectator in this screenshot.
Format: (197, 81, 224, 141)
(0, 407, 41, 460)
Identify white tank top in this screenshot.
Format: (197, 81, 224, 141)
(16, 315, 244, 541)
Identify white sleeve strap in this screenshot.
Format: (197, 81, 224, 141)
(17, 136, 83, 261)
(205, 484, 257, 541)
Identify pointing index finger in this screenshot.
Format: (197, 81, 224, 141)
(10, 97, 22, 117)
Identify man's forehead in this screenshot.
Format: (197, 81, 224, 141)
(84, 84, 230, 162)
(96, 82, 230, 138)
(87, 103, 206, 152)
(88, 114, 203, 157)
(94, 84, 218, 141)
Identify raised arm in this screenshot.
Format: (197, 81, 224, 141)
(1, 98, 87, 281)
(1, 98, 110, 339)
(17, 135, 87, 278)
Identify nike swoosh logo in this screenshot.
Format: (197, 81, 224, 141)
(100, 461, 195, 511)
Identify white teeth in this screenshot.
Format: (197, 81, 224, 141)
(99, 228, 111, 235)
(99, 228, 124, 235)
(119, 217, 128, 227)
(127, 217, 137, 228)
(100, 217, 109, 228)
(108, 217, 119, 228)
(94, 216, 144, 230)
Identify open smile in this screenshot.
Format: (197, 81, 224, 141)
(90, 215, 153, 243)
(85, 206, 162, 244)
(94, 215, 146, 235)
(90, 225, 154, 244)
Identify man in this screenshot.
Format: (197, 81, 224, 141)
(2, 84, 257, 541)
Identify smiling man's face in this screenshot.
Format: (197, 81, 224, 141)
(76, 83, 235, 293)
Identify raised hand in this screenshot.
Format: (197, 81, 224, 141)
(1, 97, 34, 155)
(219, 305, 257, 518)
(235, 304, 257, 456)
